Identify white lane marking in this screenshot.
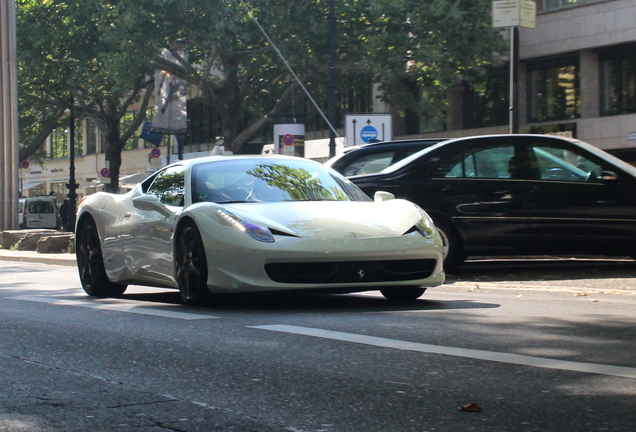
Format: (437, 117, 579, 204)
(9, 296, 219, 320)
(251, 324, 636, 380)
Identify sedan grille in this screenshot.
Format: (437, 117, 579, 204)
(265, 259, 437, 284)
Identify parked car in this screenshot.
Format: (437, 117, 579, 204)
(22, 196, 60, 230)
(349, 134, 636, 270)
(324, 138, 446, 176)
(75, 155, 444, 305)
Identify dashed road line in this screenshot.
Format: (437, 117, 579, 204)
(251, 324, 636, 380)
(9, 296, 219, 320)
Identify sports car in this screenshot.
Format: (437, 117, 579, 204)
(75, 155, 445, 305)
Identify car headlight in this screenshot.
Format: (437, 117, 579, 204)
(216, 209, 275, 243)
(413, 206, 436, 238)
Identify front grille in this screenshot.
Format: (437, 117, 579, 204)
(265, 259, 437, 284)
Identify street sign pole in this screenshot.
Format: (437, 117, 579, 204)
(492, 0, 535, 135)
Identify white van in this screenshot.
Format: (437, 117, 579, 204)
(22, 196, 60, 229)
(18, 198, 26, 228)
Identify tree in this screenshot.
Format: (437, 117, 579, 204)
(142, 0, 505, 152)
(17, 0, 505, 186)
(17, 0, 157, 192)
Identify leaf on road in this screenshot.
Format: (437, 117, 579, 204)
(458, 402, 482, 412)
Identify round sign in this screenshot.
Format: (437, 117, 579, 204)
(100, 168, 111, 178)
(20, 160, 30, 169)
(360, 125, 378, 143)
(282, 134, 295, 146)
(150, 147, 161, 158)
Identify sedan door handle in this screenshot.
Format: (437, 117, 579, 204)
(124, 212, 132, 219)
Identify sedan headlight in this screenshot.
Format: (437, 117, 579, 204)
(216, 209, 275, 243)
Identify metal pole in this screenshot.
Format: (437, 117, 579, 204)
(0, 0, 20, 230)
(328, 0, 337, 157)
(67, 99, 78, 232)
(509, 26, 520, 134)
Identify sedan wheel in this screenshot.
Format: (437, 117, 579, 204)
(432, 218, 464, 272)
(380, 287, 426, 302)
(76, 219, 127, 297)
(175, 224, 210, 305)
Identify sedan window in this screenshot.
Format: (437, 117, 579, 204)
(342, 152, 396, 176)
(532, 146, 603, 182)
(435, 145, 515, 179)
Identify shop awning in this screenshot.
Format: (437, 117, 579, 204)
(21, 181, 44, 191)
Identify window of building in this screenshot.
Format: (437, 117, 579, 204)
(526, 55, 580, 123)
(86, 120, 99, 154)
(539, 0, 605, 12)
(186, 100, 221, 146)
(122, 111, 141, 150)
(600, 45, 636, 116)
(30, 183, 47, 197)
(462, 64, 509, 129)
(50, 127, 67, 159)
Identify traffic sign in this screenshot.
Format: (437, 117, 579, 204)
(282, 134, 295, 146)
(20, 160, 29, 169)
(150, 147, 161, 158)
(100, 168, 110, 178)
(345, 113, 392, 146)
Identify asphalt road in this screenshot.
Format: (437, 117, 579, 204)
(0, 258, 635, 431)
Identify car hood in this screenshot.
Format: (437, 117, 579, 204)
(223, 200, 421, 239)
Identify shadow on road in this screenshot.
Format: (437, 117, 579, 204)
(447, 256, 636, 283)
(122, 289, 501, 313)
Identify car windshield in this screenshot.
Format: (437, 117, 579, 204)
(191, 159, 371, 204)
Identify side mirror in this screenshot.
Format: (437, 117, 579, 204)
(374, 191, 395, 202)
(133, 195, 172, 217)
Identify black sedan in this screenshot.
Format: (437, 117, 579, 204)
(324, 138, 446, 176)
(349, 134, 636, 270)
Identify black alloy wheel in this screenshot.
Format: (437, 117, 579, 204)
(76, 218, 127, 297)
(175, 223, 211, 305)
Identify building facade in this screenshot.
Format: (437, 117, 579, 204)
(411, 0, 636, 154)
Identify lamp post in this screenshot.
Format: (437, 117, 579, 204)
(328, 0, 337, 157)
(66, 99, 78, 232)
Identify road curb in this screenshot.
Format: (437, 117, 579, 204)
(0, 250, 76, 267)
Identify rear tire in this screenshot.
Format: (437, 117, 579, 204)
(432, 218, 464, 272)
(380, 287, 426, 302)
(76, 218, 127, 297)
(175, 223, 211, 306)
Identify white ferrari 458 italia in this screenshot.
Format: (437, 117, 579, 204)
(75, 155, 445, 305)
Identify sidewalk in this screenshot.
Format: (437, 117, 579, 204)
(0, 249, 76, 267)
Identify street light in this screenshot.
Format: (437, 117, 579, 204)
(328, 0, 337, 157)
(66, 99, 78, 232)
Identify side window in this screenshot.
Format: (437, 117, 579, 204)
(343, 152, 396, 176)
(147, 165, 186, 206)
(532, 145, 603, 182)
(435, 145, 515, 179)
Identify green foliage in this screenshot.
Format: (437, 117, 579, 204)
(16, 0, 505, 164)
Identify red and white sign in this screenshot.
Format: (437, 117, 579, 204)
(100, 168, 111, 178)
(150, 147, 161, 158)
(282, 134, 295, 146)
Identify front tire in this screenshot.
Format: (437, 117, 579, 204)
(432, 218, 464, 272)
(380, 287, 426, 302)
(76, 218, 127, 297)
(175, 223, 210, 306)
